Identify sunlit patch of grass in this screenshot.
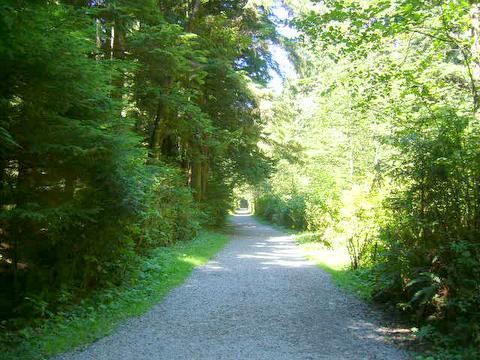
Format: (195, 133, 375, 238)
(1, 231, 229, 360)
(180, 255, 205, 267)
(298, 240, 350, 270)
(294, 232, 327, 244)
(296, 239, 375, 301)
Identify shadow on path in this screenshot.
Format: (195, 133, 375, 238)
(57, 215, 409, 360)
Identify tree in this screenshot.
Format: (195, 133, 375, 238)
(0, 0, 276, 326)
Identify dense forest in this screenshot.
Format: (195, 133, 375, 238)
(1, 0, 480, 359)
(0, 0, 275, 335)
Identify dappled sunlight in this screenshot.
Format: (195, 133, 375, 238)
(178, 255, 206, 267)
(201, 261, 229, 272)
(347, 320, 414, 347)
(260, 258, 311, 268)
(299, 241, 350, 271)
(236, 234, 315, 269)
(265, 235, 292, 242)
(228, 216, 411, 354)
(293, 232, 322, 241)
(251, 242, 267, 248)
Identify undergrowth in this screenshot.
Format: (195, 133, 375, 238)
(1, 231, 229, 360)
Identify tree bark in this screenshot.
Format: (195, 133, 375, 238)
(201, 160, 209, 199)
(187, 0, 201, 31)
(12, 161, 28, 301)
(149, 102, 168, 160)
(471, 2, 480, 116)
(191, 158, 203, 200)
(112, 18, 126, 60)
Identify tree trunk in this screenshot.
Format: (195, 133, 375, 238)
(201, 160, 209, 199)
(12, 161, 28, 301)
(112, 18, 126, 60)
(111, 17, 126, 102)
(95, 18, 102, 59)
(187, 0, 201, 31)
(149, 105, 168, 160)
(191, 158, 203, 200)
(471, 3, 480, 116)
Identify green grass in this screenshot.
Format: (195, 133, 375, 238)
(296, 239, 375, 301)
(1, 231, 229, 360)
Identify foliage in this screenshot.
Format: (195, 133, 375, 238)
(256, 0, 480, 357)
(0, 231, 229, 360)
(0, 0, 275, 343)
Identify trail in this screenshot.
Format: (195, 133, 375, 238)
(57, 214, 408, 360)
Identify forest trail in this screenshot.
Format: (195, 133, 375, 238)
(57, 215, 408, 360)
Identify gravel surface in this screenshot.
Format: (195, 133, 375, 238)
(57, 214, 409, 360)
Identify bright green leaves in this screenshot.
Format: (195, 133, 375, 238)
(257, 1, 480, 354)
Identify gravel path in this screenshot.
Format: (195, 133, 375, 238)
(57, 214, 409, 360)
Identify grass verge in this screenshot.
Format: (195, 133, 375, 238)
(296, 238, 375, 301)
(1, 230, 229, 360)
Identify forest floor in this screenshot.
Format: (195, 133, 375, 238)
(56, 214, 410, 360)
